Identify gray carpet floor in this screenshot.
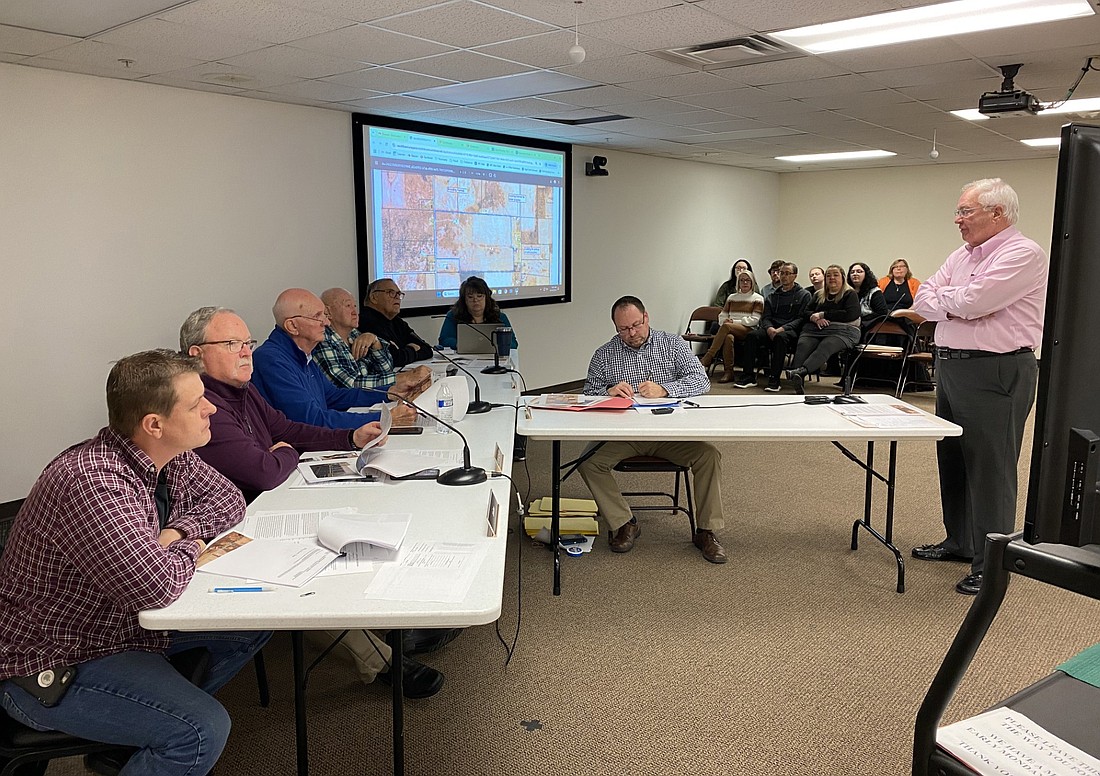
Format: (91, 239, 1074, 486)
(47, 379, 1100, 775)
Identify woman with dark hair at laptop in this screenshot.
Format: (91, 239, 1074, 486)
(438, 276, 519, 350)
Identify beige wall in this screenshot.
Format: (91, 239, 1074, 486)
(0, 63, 778, 500)
(776, 159, 1058, 284)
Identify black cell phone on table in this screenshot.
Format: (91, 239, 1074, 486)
(388, 426, 424, 435)
(651, 407, 674, 415)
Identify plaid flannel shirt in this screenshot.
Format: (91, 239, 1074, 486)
(313, 327, 396, 390)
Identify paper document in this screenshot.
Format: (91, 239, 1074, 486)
(632, 397, 680, 407)
(829, 403, 940, 429)
(530, 394, 632, 411)
(365, 541, 488, 603)
(937, 707, 1100, 776)
(196, 531, 338, 588)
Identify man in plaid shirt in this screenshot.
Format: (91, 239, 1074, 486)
(314, 287, 431, 398)
(580, 296, 728, 564)
(0, 350, 270, 775)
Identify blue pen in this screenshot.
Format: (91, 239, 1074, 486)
(209, 586, 276, 593)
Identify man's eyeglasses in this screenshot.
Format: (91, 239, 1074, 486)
(287, 312, 329, 324)
(616, 319, 646, 335)
(198, 339, 257, 353)
(954, 207, 984, 218)
(779, 270, 795, 276)
(373, 289, 405, 299)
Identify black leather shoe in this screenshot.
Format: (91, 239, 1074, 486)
(956, 572, 983, 596)
(402, 627, 463, 656)
(912, 543, 972, 563)
(377, 657, 444, 699)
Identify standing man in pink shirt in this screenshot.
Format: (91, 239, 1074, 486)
(910, 178, 1047, 596)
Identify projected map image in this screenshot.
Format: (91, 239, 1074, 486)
(379, 172, 556, 288)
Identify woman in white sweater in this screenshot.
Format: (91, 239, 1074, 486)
(700, 271, 764, 382)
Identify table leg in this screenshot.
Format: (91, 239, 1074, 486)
(551, 440, 562, 595)
(292, 631, 308, 776)
(386, 629, 405, 776)
(839, 441, 906, 593)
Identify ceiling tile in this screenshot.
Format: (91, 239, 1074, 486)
(554, 52, 695, 83)
(576, 4, 752, 52)
(761, 73, 881, 99)
(476, 0, 682, 27)
(220, 43, 366, 78)
(321, 66, 454, 93)
(93, 18, 269, 61)
(617, 71, 743, 98)
(147, 62, 301, 90)
(819, 38, 975, 73)
(677, 87, 787, 111)
(0, 0, 183, 37)
(542, 84, 640, 107)
(473, 96, 579, 116)
(711, 55, 848, 86)
(158, 0, 352, 45)
(288, 23, 452, 65)
(393, 49, 531, 80)
(0, 24, 79, 57)
(865, 59, 995, 89)
(262, 78, 381, 102)
(474, 30, 634, 69)
(26, 39, 204, 76)
(371, 0, 555, 49)
(275, 0, 448, 24)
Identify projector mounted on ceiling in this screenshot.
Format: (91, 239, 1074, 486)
(978, 64, 1043, 117)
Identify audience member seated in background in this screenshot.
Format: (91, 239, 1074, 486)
(807, 266, 825, 296)
(707, 258, 754, 336)
(580, 296, 728, 564)
(181, 308, 455, 699)
(848, 262, 889, 337)
(316, 287, 431, 398)
(252, 288, 417, 429)
(700, 270, 763, 383)
(437, 276, 519, 350)
(358, 279, 433, 368)
(760, 259, 784, 300)
(0, 350, 270, 776)
(879, 258, 921, 309)
(734, 262, 811, 392)
(788, 265, 861, 395)
(710, 258, 754, 308)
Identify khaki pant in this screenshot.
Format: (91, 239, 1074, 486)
(578, 440, 724, 532)
(304, 629, 391, 684)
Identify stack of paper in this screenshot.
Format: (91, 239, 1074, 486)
(524, 497, 600, 536)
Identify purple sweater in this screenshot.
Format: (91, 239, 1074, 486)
(196, 374, 354, 501)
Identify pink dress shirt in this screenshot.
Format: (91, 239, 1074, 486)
(912, 226, 1047, 352)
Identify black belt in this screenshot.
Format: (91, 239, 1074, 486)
(937, 346, 1033, 359)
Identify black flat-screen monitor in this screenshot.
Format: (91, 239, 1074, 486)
(1024, 122, 1100, 546)
(352, 114, 571, 314)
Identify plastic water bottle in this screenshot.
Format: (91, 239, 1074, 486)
(436, 381, 453, 434)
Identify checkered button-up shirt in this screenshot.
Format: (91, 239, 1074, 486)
(0, 428, 245, 679)
(583, 328, 710, 398)
(313, 327, 396, 390)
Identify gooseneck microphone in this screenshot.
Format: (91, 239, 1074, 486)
(455, 321, 511, 374)
(360, 387, 487, 486)
(831, 289, 910, 405)
(430, 348, 492, 414)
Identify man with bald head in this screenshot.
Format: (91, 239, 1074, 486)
(359, 278, 433, 368)
(315, 287, 431, 398)
(252, 289, 416, 429)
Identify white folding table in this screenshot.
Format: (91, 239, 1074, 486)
(516, 394, 961, 595)
(139, 368, 520, 776)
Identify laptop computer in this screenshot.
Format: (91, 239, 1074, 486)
(456, 323, 501, 355)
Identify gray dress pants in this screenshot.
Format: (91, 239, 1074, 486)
(934, 351, 1037, 573)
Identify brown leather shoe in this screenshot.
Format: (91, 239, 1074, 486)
(608, 520, 640, 553)
(693, 530, 728, 564)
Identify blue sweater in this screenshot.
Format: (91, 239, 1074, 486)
(252, 327, 381, 430)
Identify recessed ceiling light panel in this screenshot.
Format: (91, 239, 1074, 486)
(776, 150, 897, 163)
(771, 0, 1094, 54)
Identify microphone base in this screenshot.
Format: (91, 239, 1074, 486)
(833, 394, 867, 404)
(466, 400, 492, 414)
(436, 466, 488, 486)
(481, 365, 508, 374)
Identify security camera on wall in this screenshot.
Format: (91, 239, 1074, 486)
(585, 156, 609, 176)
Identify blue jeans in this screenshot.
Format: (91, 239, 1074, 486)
(0, 629, 270, 775)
